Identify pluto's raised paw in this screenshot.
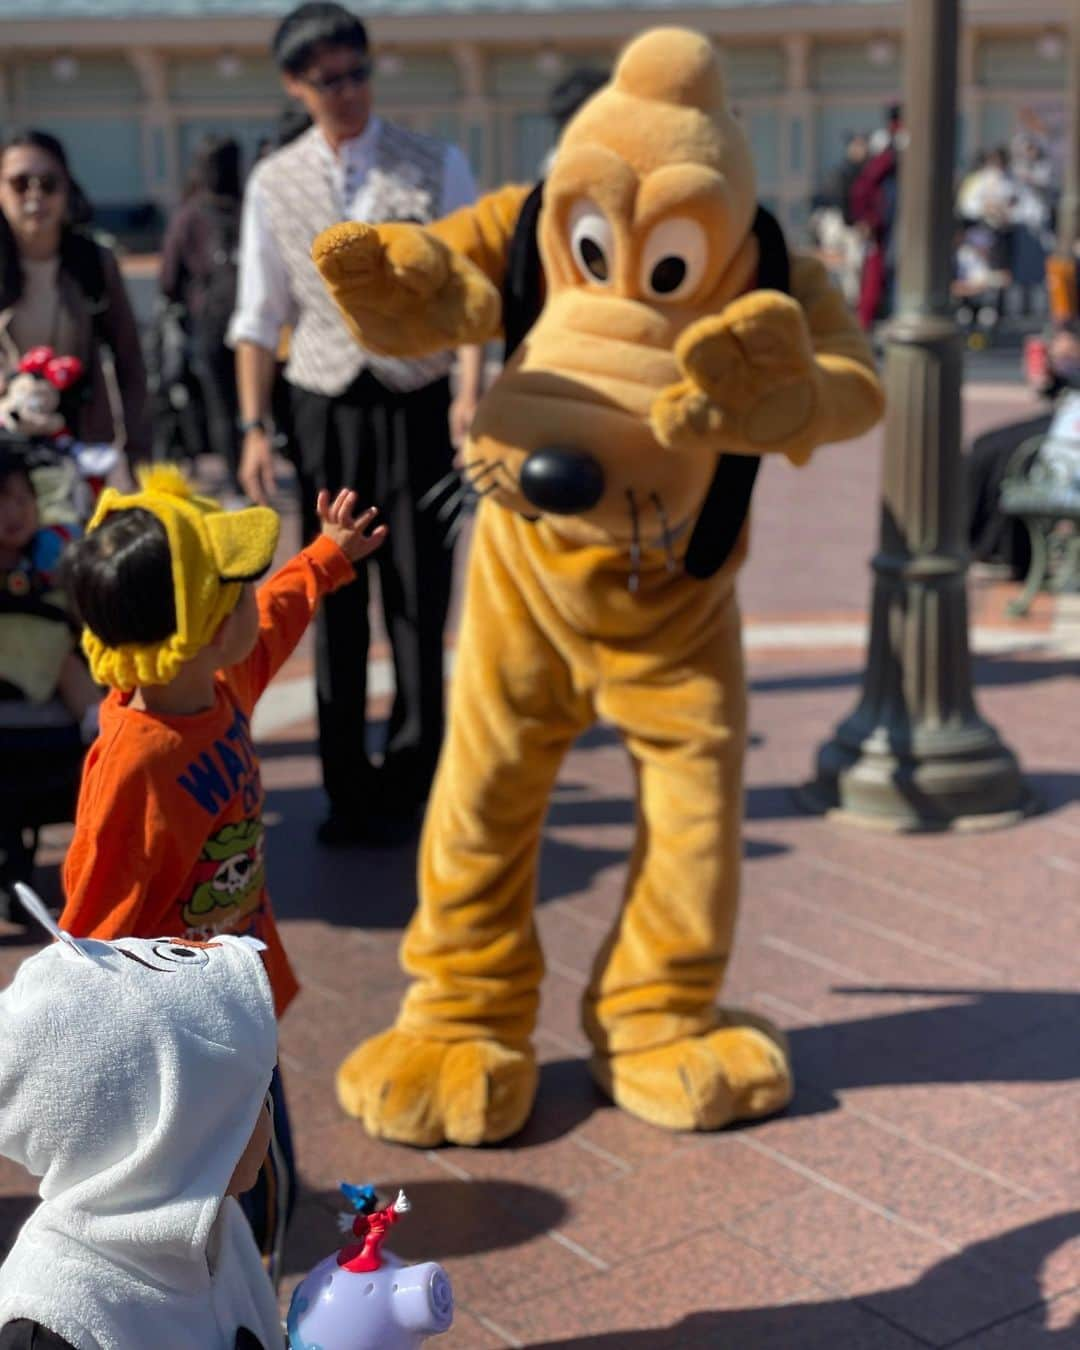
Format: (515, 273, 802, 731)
(651, 291, 823, 454)
(313, 220, 501, 357)
(337, 1027, 538, 1147)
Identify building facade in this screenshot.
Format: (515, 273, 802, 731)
(0, 0, 1069, 241)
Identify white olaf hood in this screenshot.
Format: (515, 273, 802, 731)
(0, 923, 282, 1350)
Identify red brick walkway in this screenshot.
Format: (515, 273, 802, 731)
(2, 381, 1077, 1347)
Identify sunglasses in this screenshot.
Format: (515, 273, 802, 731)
(302, 62, 371, 96)
(5, 172, 63, 196)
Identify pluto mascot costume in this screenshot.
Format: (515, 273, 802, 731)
(315, 28, 884, 1145)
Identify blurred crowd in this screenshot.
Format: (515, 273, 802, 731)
(811, 105, 1062, 337)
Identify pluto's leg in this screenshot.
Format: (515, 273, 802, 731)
(337, 512, 592, 1145)
(585, 592, 792, 1129)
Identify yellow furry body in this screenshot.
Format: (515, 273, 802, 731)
(317, 27, 884, 1145)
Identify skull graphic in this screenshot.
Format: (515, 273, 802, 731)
(212, 851, 254, 896)
(182, 818, 265, 929)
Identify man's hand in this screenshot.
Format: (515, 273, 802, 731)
(449, 389, 478, 451)
(392, 1188, 411, 1215)
(239, 427, 277, 505)
(317, 488, 388, 563)
(337, 1211, 356, 1234)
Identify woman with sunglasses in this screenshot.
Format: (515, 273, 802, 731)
(0, 130, 149, 465)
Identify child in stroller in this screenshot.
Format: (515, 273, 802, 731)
(953, 221, 1010, 348)
(0, 418, 113, 922)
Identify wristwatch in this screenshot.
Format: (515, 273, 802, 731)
(238, 417, 269, 435)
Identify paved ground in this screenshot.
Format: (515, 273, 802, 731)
(2, 377, 1077, 1347)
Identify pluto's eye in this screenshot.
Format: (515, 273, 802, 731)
(639, 217, 708, 301)
(151, 941, 210, 968)
(569, 199, 614, 286)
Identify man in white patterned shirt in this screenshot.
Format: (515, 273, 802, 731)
(229, 2, 482, 847)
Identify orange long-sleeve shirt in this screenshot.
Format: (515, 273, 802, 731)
(60, 534, 355, 1015)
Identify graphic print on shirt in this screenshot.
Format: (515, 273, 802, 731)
(181, 817, 265, 938)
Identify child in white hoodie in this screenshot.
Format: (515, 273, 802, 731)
(0, 892, 283, 1350)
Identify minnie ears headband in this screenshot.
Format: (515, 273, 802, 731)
(18, 346, 85, 392)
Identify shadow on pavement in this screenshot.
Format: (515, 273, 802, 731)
(520, 1212, 1079, 1348)
(782, 985, 1079, 1115)
(514, 988, 1078, 1147)
(283, 1178, 570, 1277)
(0, 1194, 34, 1262)
(749, 653, 1078, 698)
(266, 780, 790, 926)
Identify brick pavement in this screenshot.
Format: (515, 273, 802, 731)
(2, 381, 1078, 1347)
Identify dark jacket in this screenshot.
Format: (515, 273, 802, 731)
(0, 238, 150, 461)
(159, 192, 240, 326)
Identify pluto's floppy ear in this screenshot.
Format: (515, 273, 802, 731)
(684, 206, 791, 581)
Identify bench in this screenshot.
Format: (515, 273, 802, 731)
(999, 433, 1080, 616)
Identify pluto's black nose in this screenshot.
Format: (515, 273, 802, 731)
(518, 448, 605, 515)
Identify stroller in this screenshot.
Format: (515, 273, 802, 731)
(953, 222, 1009, 348)
(144, 296, 210, 468)
(0, 434, 115, 923)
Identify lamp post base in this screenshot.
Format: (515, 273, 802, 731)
(797, 724, 1038, 832)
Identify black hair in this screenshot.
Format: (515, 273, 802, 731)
(0, 443, 33, 495)
(547, 68, 609, 131)
(276, 103, 314, 147)
(0, 129, 97, 312)
(63, 508, 177, 647)
(184, 134, 242, 201)
(272, 3, 368, 75)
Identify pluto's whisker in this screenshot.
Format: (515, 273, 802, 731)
(650, 492, 678, 573)
(418, 467, 466, 512)
(436, 482, 472, 522)
(626, 489, 642, 595)
(444, 506, 470, 549)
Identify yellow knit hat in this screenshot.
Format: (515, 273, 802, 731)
(81, 464, 280, 690)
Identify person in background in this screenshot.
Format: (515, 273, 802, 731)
(850, 105, 903, 329)
(966, 322, 1080, 576)
(811, 132, 869, 307)
(0, 130, 149, 467)
(231, 2, 484, 848)
(159, 136, 245, 499)
(539, 66, 608, 176)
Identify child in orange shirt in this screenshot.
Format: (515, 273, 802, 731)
(58, 463, 386, 1284)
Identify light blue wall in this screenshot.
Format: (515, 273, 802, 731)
(511, 111, 552, 181)
(33, 117, 144, 204)
(816, 102, 885, 187)
(977, 37, 1065, 89)
(743, 108, 780, 190)
(722, 44, 786, 97)
(21, 56, 141, 106)
(169, 55, 278, 104)
(812, 42, 901, 95)
(375, 55, 461, 105)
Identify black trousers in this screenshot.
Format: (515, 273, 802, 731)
(191, 325, 241, 491)
(966, 412, 1050, 576)
(289, 370, 455, 818)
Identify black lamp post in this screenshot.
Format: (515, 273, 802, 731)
(800, 0, 1034, 830)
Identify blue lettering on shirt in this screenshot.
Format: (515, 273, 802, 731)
(176, 706, 263, 816)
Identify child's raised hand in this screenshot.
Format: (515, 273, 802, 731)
(317, 488, 388, 563)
